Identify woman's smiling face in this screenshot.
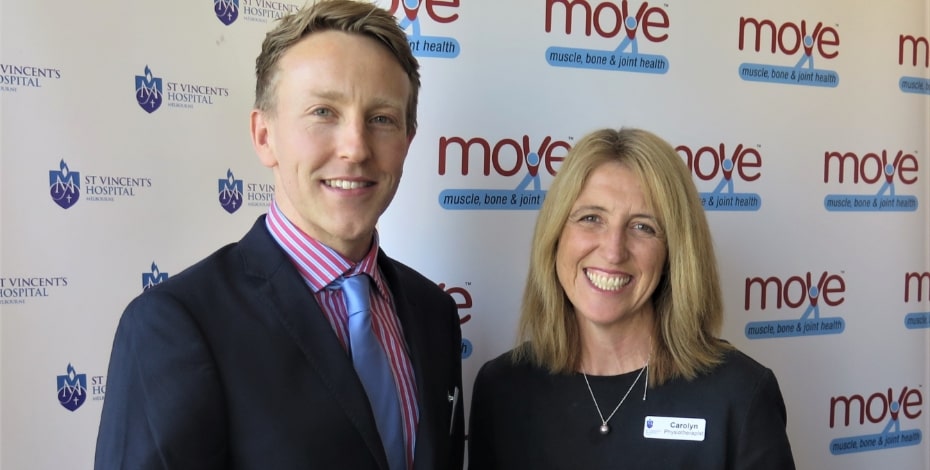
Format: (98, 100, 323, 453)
(556, 161, 668, 332)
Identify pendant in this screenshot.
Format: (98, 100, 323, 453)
(599, 424, 610, 435)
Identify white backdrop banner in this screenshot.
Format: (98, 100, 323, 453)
(2, 0, 928, 468)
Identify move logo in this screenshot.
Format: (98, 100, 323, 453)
(143, 262, 169, 290)
(436, 134, 569, 210)
(440, 282, 474, 359)
(0, 63, 61, 93)
(737, 16, 839, 87)
(0, 275, 69, 305)
(545, 0, 670, 74)
(822, 148, 920, 212)
(903, 271, 930, 330)
(214, 0, 300, 25)
(134, 65, 230, 112)
(897, 33, 929, 95)
(829, 385, 923, 455)
(216, 169, 273, 213)
(744, 271, 846, 339)
(383, 0, 460, 59)
(676, 142, 762, 211)
(48, 159, 154, 206)
(57, 364, 87, 412)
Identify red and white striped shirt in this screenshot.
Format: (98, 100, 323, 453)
(265, 202, 419, 468)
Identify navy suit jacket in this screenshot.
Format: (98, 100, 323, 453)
(95, 217, 465, 469)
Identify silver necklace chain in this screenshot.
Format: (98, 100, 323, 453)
(582, 360, 649, 435)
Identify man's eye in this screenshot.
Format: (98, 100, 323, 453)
(371, 115, 395, 125)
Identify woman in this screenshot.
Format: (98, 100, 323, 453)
(467, 128, 795, 469)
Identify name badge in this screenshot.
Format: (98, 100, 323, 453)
(643, 416, 706, 441)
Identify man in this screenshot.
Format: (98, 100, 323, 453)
(94, 1, 465, 468)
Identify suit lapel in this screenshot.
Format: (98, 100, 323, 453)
(239, 218, 390, 469)
(378, 253, 442, 468)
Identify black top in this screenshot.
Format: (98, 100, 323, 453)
(468, 347, 795, 470)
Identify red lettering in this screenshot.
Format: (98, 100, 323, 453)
(676, 143, 762, 182)
(898, 34, 929, 67)
(782, 275, 806, 309)
(820, 273, 845, 307)
(439, 283, 473, 324)
(830, 386, 923, 428)
(426, 0, 459, 23)
(545, 0, 669, 41)
(777, 21, 802, 55)
(744, 271, 845, 311)
(902, 388, 923, 420)
(386, 0, 459, 23)
(439, 135, 569, 177)
(823, 150, 920, 185)
(904, 272, 930, 302)
(865, 391, 889, 424)
(739, 17, 840, 58)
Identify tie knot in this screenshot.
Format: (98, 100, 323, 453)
(340, 274, 371, 318)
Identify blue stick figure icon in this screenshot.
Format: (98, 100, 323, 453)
(711, 159, 735, 194)
(799, 286, 820, 321)
(794, 35, 815, 69)
(876, 164, 896, 197)
(399, 0, 422, 37)
(614, 16, 639, 55)
(514, 152, 542, 191)
(880, 401, 901, 436)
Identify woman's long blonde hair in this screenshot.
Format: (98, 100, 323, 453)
(515, 128, 730, 385)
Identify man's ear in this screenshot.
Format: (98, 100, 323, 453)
(250, 109, 276, 168)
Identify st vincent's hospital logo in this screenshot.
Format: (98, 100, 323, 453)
(217, 169, 275, 214)
(214, 0, 302, 25)
(57, 364, 87, 412)
(49, 159, 153, 207)
(49, 159, 80, 209)
(134, 65, 229, 112)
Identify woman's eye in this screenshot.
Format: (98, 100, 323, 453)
(632, 223, 657, 236)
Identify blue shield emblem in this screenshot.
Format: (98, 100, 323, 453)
(214, 0, 239, 26)
(49, 159, 80, 209)
(135, 65, 163, 113)
(57, 364, 87, 412)
(219, 169, 243, 214)
(142, 262, 169, 290)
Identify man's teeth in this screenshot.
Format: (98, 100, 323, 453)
(326, 179, 368, 189)
(586, 271, 631, 291)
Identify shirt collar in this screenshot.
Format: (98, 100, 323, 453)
(265, 201, 388, 300)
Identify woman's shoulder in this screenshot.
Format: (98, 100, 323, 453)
(475, 346, 549, 383)
(695, 344, 782, 393)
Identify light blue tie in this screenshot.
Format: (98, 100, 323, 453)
(340, 274, 406, 470)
